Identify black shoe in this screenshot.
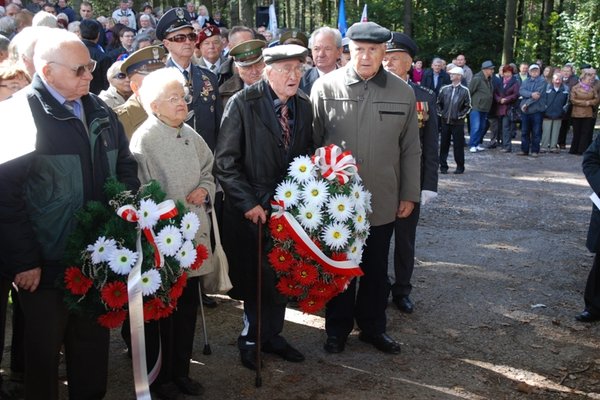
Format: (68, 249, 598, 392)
(201, 293, 217, 308)
(173, 376, 204, 396)
(453, 168, 464, 174)
(150, 382, 182, 400)
(323, 336, 346, 354)
(440, 169, 448, 174)
(358, 332, 401, 354)
(240, 348, 261, 370)
(575, 310, 600, 323)
(262, 343, 305, 362)
(393, 296, 414, 314)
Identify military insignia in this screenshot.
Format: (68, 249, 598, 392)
(176, 8, 185, 19)
(416, 101, 429, 128)
(200, 75, 214, 98)
(292, 32, 298, 38)
(211, 94, 216, 100)
(152, 47, 159, 60)
(206, 30, 212, 37)
(210, 105, 214, 112)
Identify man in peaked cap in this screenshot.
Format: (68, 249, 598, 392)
(218, 38, 266, 107)
(382, 31, 439, 315)
(279, 30, 308, 48)
(114, 45, 165, 138)
(311, 21, 421, 356)
(195, 24, 225, 75)
(214, 44, 311, 371)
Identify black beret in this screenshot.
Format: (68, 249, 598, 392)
(155, 7, 192, 41)
(346, 21, 391, 43)
(263, 44, 307, 65)
(386, 32, 418, 58)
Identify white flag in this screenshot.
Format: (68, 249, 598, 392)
(268, 3, 278, 35)
(361, 4, 368, 22)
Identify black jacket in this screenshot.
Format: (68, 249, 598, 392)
(410, 81, 439, 192)
(214, 80, 313, 301)
(584, 134, 600, 252)
(421, 68, 451, 95)
(437, 83, 472, 125)
(83, 39, 111, 95)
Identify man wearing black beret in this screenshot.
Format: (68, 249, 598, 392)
(311, 22, 422, 355)
(383, 32, 439, 315)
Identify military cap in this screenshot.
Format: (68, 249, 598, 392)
(346, 22, 391, 43)
(263, 44, 307, 65)
(195, 25, 221, 47)
(386, 32, 418, 59)
(120, 45, 166, 76)
(155, 7, 192, 41)
(279, 30, 308, 48)
(230, 39, 266, 67)
(481, 60, 495, 69)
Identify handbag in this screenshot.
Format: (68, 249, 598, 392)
(508, 105, 521, 122)
(202, 208, 233, 294)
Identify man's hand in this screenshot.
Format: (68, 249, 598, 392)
(186, 187, 208, 207)
(14, 267, 41, 292)
(396, 200, 415, 218)
(532, 92, 541, 100)
(244, 205, 267, 224)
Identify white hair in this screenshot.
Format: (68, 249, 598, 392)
(138, 67, 185, 114)
(32, 11, 57, 27)
(33, 29, 82, 77)
(9, 26, 50, 62)
(310, 26, 342, 48)
(67, 20, 80, 33)
(107, 60, 124, 81)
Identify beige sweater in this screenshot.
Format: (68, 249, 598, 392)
(129, 114, 216, 277)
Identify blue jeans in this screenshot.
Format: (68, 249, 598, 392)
(468, 110, 488, 148)
(521, 112, 543, 154)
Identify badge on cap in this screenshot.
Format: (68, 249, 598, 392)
(152, 47, 160, 60)
(176, 8, 185, 19)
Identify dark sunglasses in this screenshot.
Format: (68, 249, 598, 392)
(165, 32, 198, 43)
(113, 72, 127, 80)
(48, 60, 97, 77)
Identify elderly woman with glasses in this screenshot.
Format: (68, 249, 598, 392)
(129, 67, 215, 399)
(98, 60, 132, 108)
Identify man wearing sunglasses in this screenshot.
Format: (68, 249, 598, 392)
(0, 29, 139, 400)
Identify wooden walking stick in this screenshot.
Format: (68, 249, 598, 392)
(255, 219, 263, 388)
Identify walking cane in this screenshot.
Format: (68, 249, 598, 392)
(197, 282, 212, 355)
(255, 219, 263, 388)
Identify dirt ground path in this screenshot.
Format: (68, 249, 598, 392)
(6, 133, 600, 399)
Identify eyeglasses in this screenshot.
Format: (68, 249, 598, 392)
(48, 60, 97, 77)
(271, 65, 304, 77)
(113, 72, 127, 80)
(161, 93, 193, 105)
(165, 33, 198, 43)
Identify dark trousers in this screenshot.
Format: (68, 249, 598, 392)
(325, 223, 394, 338)
(584, 253, 600, 314)
(558, 108, 572, 146)
(0, 279, 25, 380)
(239, 299, 286, 350)
(392, 204, 421, 298)
(520, 111, 543, 154)
(570, 117, 595, 155)
(439, 122, 465, 171)
(19, 288, 109, 400)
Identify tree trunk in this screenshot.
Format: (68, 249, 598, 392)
(515, 0, 525, 53)
(238, 0, 253, 27)
(540, 0, 554, 66)
(403, 0, 412, 36)
(502, 0, 517, 65)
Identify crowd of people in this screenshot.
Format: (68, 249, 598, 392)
(0, 1, 599, 399)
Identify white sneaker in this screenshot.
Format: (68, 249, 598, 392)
(476, 145, 486, 151)
(469, 147, 477, 153)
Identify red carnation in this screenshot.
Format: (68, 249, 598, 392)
(64, 267, 93, 295)
(269, 217, 291, 241)
(268, 248, 294, 272)
(291, 262, 318, 286)
(143, 297, 164, 321)
(298, 297, 326, 314)
(294, 242, 314, 260)
(97, 309, 127, 329)
(308, 281, 336, 300)
(169, 272, 188, 302)
(100, 281, 128, 309)
(190, 245, 209, 270)
(276, 275, 304, 297)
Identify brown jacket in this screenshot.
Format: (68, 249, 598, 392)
(570, 83, 599, 118)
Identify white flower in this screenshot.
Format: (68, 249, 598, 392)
(347, 237, 365, 264)
(288, 155, 315, 183)
(180, 212, 200, 241)
(353, 210, 369, 232)
(349, 182, 367, 207)
(140, 269, 161, 296)
(362, 190, 373, 213)
(87, 236, 117, 264)
(108, 247, 138, 275)
(274, 179, 301, 208)
(301, 178, 329, 207)
(176, 240, 197, 269)
(327, 194, 354, 222)
(155, 225, 183, 257)
(321, 222, 351, 250)
(138, 199, 161, 229)
(297, 204, 322, 231)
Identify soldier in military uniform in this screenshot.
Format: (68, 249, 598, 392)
(218, 39, 266, 108)
(382, 32, 439, 314)
(114, 45, 166, 139)
(156, 7, 223, 152)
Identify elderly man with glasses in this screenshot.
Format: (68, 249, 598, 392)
(0, 28, 139, 400)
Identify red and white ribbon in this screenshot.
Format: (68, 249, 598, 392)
(270, 200, 363, 277)
(311, 144, 358, 185)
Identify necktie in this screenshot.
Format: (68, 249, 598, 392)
(210, 64, 216, 72)
(279, 104, 291, 150)
(182, 70, 192, 95)
(63, 100, 79, 119)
